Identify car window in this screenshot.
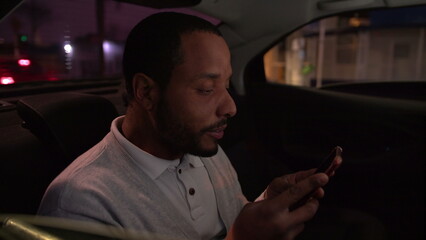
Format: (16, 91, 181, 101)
(263, 5, 426, 88)
(0, 0, 218, 86)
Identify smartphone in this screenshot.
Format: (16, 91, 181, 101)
(315, 146, 343, 175)
(289, 146, 342, 211)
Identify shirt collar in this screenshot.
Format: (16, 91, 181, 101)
(111, 116, 178, 179)
(110, 116, 204, 180)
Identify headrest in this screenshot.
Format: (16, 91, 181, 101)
(16, 92, 119, 161)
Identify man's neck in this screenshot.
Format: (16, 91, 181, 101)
(121, 108, 183, 160)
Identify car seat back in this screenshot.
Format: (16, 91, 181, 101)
(16, 92, 119, 163)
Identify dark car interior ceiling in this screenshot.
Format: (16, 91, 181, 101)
(0, 0, 24, 22)
(116, 0, 201, 8)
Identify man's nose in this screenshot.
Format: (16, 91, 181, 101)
(217, 89, 237, 118)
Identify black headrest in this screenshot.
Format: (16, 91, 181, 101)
(16, 92, 119, 161)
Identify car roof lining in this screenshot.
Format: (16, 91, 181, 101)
(0, 0, 24, 22)
(116, 0, 201, 8)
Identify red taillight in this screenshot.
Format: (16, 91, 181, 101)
(18, 59, 31, 67)
(1, 76, 15, 85)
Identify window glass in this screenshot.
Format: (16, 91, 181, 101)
(264, 5, 426, 87)
(0, 0, 218, 86)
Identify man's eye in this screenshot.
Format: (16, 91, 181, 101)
(197, 89, 213, 94)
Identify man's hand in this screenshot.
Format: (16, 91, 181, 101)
(266, 155, 342, 200)
(265, 169, 322, 200)
(228, 172, 329, 240)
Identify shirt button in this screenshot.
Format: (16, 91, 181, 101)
(178, 169, 182, 174)
(189, 188, 195, 195)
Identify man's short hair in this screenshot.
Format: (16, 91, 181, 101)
(122, 12, 222, 103)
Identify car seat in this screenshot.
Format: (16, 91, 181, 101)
(16, 92, 119, 163)
(0, 92, 118, 214)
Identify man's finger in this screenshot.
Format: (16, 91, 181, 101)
(288, 197, 321, 224)
(274, 173, 328, 210)
(294, 168, 317, 182)
(266, 169, 316, 199)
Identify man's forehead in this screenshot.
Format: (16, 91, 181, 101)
(167, 31, 232, 86)
(179, 31, 228, 50)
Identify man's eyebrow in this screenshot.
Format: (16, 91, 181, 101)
(194, 72, 233, 80)
(195, 73, 221, 80)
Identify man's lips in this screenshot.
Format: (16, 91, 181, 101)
(206, 125, 227, 140)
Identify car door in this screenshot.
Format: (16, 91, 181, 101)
(236, 3, 426, 240)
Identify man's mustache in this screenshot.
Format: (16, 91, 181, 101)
(202, 119, 228, 133)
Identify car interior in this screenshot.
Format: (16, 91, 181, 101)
(1, 0, 425, 239)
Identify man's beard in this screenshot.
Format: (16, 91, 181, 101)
(155, 97, 226, 157)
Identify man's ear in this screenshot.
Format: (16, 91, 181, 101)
(132, 73, 159, 110)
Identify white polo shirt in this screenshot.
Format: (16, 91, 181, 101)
(111, 117, 226, 239)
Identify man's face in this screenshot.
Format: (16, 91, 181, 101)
(155, 31, 236, 157)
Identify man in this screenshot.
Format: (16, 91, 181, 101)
(38, 12, 339, 240)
